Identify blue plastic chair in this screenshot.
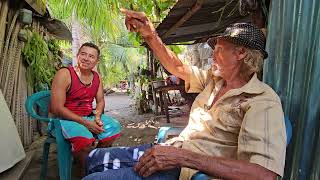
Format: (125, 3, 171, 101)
(25, 90, 72, 180)
(157, 117, 293, 180)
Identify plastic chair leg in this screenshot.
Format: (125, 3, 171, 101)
(56, 134, 72, 180)
(57, 144, 72, 180)
(40, 140, 50, 180)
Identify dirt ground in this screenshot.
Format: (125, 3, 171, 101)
(22, 92, 189, 180)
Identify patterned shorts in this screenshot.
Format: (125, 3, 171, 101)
(84, 144, 180, 180)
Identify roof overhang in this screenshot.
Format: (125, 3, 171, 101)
(156, 0, 250, 44)
(24, 0, 46, 15)
(35, 16, 72, 41)
(20, 0, 72, 41)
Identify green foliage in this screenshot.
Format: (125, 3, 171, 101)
(48, 39, 59, 54)
(57, 40, 73, 59)
(47, 0, 178, 88)
(48, 0, 121, 42)
(98, 41, 141, 87)
(48, 39, 62, 65)
(98, 62, 127, 87)
(48, 0, 177, 46)
(22, 31, 59, 90)
(120, 0, 178, 49)
(168, 45, 185, 55)
(119, 0, 177, 20)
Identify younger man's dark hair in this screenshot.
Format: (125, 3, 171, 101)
(78, 42, 100, 57)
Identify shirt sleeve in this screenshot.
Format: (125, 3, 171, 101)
(237, 100, 287, 177)
(185, 66, 211, 93)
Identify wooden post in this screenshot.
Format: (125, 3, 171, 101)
(146, 49, 150, 72)
(154, 87, 159, 115)
(163, 90, 170, 123)
(150, 51, 158, 114)
(150, 51, 155, 79)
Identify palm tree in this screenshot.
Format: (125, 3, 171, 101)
(48, 0, 177, 42)
(48, 0, 120, 66)
(47, 0, 177, 87)
(97, 19, 143, 87)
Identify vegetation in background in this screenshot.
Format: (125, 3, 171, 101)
(57, 40, 73, 64)
(48, 39, 62, 68)
(22, 31, 59, 90)
(48, 0, 177, 41)
(46, 0, 187, 113)
(48, 0, 180, 89)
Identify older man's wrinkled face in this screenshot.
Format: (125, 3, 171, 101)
(77, 46, 99, 70)
(211, 39, 245, 78)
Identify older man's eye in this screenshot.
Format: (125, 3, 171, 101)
(214, 46, 222, 52)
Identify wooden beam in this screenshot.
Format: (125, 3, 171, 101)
(160, 0, 204, 39)
(24, 0, 46, 15)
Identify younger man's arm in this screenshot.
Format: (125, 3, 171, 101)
(94, 74, 105, 126)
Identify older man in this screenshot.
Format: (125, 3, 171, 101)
(83, 10, 286, 180)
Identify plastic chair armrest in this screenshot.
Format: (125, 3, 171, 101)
(157, 127, 184, 143)
(26, 112, 52, 122)
(191, 171, 209, 180)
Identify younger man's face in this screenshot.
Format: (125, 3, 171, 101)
(77, 46, 99, 70)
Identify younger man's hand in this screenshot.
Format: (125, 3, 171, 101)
(83, 120, 104, 134)
(95, 117, 104, 127)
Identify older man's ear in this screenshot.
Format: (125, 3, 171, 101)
(236, 47, 248, 61)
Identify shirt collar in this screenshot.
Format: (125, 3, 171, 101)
(237, 73, 265, 94)
(214, 73, 265, 99)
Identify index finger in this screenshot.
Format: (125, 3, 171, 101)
(120, 8, 147, 22)
(97, 125, 104, 132)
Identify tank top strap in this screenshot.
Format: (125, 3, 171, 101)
(66, 66, 81, 92)
(66, 66, 78, 80)
(91, 70, 100, 88)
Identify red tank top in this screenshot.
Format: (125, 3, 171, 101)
(64, 66, 100, 116)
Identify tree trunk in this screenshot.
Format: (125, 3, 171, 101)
(71, 11, 80, 66)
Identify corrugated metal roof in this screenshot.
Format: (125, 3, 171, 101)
(156, 0, 250, 44)
(264, 0, 320, 179)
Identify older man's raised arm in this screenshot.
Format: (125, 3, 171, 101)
(120, 8, 191, 82)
